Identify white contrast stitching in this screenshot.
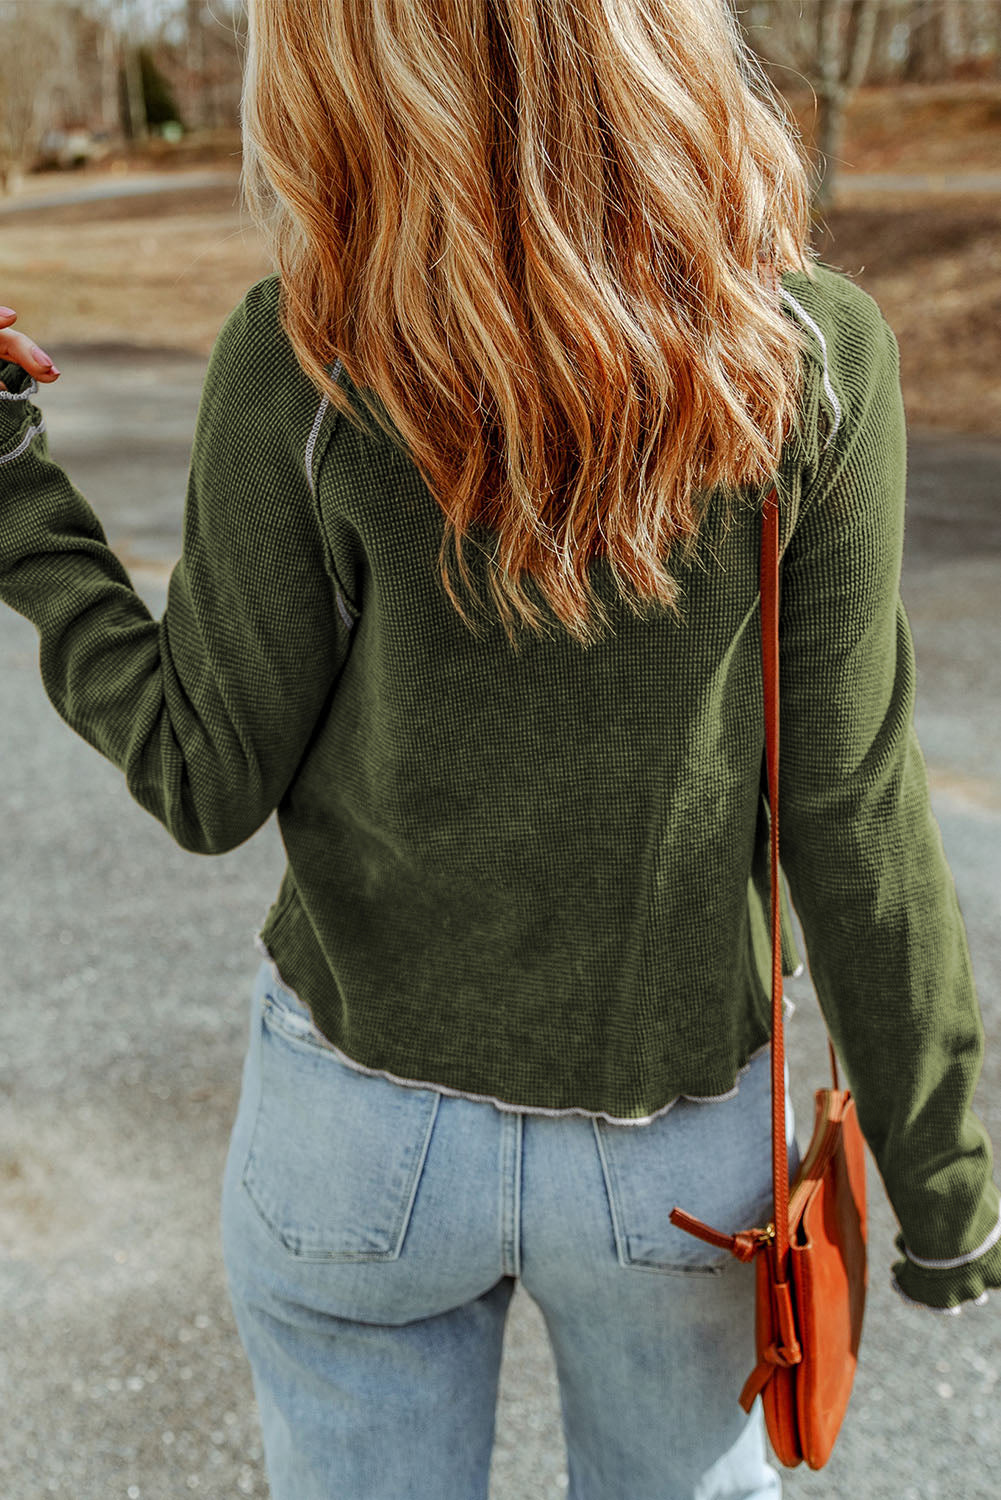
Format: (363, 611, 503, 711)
(903, 1200, 1001, 1270)
(252, 933, 781, 1127)
(304, 358, 344, 498)
(0, 416, 46, 465)
(305, 395, 330, 498)
(779, 288, 842, 449)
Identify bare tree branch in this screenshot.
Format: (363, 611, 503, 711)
(846, 0, 882, 89)
(0, 0, 77, 190)
(737, 1, 818, 78)
(744, 0, 892, 210)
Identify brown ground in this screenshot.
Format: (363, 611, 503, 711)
(1, 83, 999, 435)
(814, 199, 1001, 435)
(798, 82, 1001, 435)
(791, 79, 1001, 174)
(0, 181, 269, 356)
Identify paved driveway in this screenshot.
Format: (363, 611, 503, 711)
(1, 347, 999, 1499)
(1, 165, 997, 218)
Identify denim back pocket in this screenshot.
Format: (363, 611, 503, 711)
(241, 981, 440, 1261)
(593, 1049, 790, 1275)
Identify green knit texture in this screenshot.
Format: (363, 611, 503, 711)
(1, 264, 997, 1310)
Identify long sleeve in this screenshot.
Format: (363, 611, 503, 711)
(0, 283, 351, 854)
(776, 287, 1000, 1310)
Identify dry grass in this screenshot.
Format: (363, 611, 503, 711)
(0, 179, 270, 355)
(815, 198, 1001, 435)
(791, 80, 1001, 174)
(1, 83, 999, 434)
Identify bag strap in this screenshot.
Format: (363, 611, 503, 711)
(670, 487, 844, 1271)
(760, 487, 840, 1273)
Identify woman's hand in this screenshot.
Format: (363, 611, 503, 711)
(0, 308, 60, 390)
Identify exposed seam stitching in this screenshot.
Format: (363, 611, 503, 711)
(335, 591, 355, 631)
(499, 1112, 522, 1277)
(252, 933, 786, 1126)
(512, 1113, 523, 1277)
(0, 416, 46, 465)
(779, 288, 842, 450)
(0, 375, 38, 401)
(304, 357, 344, 498)
(903, 1201, 1001, 1270)
(305, 394, 330, 498)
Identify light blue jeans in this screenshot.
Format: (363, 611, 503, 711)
(221, 960, 800, 1500)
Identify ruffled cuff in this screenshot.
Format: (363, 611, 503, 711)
(0, 363, 45, 465)
(890, 1199, 1001, 1313)
(890, 1274, 989, 1316)
(0, 361, 38, 400)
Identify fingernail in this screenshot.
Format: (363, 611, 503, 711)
(30, 345, 53, 369)
(49, 366, 61, 377)
(0, 306, 16, 317)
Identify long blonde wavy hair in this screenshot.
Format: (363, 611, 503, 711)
(242, 0, 816, 641)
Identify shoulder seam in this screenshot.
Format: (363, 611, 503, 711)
(305, 358, 343, 498)
(780, 287, 842, 451)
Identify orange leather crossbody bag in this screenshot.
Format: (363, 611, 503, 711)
(670, 488, 869, 1470)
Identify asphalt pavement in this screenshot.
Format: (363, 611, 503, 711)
(1, 346, 999, 1499)
(1, 166, 999, 218)
(0, 169, 239, 215)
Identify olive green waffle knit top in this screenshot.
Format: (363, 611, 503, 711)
(1, 266, 998, 1312)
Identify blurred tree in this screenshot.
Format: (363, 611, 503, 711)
(118, 1, 149, 141)
(815, 0, 882, 201)
(0, 0, 77, 191)
(171, 0, 246, 130)
(904, 0, 953, 81)
(137, 46, 185, 130)
(185, 0, 207, 127)
(898, 0, 1000, 81)
(742, 1, 1000, 110)
(740, 0, 882, 207)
